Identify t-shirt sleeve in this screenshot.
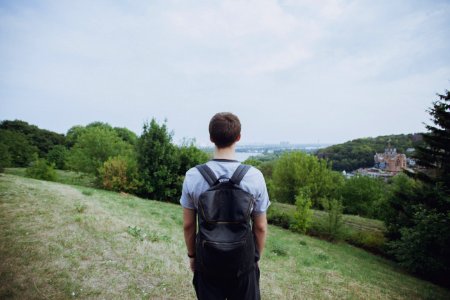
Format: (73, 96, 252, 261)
(180, 172, 195, 210)
(252, 170, 271, 215)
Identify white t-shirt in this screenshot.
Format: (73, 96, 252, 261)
(179, 159, 271, 215)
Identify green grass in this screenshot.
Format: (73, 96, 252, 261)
(272, 202, 385, 233)
(0, 173, 449, 299)
(4, 167, 96, 187)
(269, 202, 387, 254)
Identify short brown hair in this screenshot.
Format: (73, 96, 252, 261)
(209, 112, 241, 148)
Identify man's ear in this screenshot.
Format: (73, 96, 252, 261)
(236, 134, 241, 142)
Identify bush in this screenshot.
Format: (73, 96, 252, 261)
(67, 126, 133, 175)
(345, 230, 386, 255)
(339, 175, 387, 219)
(25, 158, 57, 181)
(47, 145, 69, 169)
(98, 156, 140, 193)
(136, 119, 179, 201)
(272, 151, 344, 207)
(267, 205, 295, 229)
(290, 192, 313, 233)
(0, 129, 38, 167)
(317, 198, 344, 241)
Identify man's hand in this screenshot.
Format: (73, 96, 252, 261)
(189, 257, 195, 272)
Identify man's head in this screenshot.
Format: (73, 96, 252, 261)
(209, 112, 241, 148)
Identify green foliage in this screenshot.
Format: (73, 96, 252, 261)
(413, 91, 450, 191)
(384, 90, 450, 285)
(127, 225, 170, 242)
(176, 139, 209, 177)
(389, 203, 450, 275)
(74, 202, 87, 213)
(67, 126, 133, 175)
(339, 175, 387, 219)
(82, 190, 93, 196)
(65, 125, 87, 148)
(318, 198, 344, 241)
(136, 119, 179, 201)
(0, 120, 66, 157)
(127, 225, 145, 241)
(317, 133, 424, 171)
(270, 240, 288, 257)
(0, 142, 11, 172)
(267, 205, 294, 229)
(47, 145, 69, 169)
(290, 191, 313, 233)
(383, 174, 419, 240)
(267, 202, 385, 254)
(113, 127, 138, 145)
(0, 129, 38, 167)
(272, 151, 344, 207)
(244, 158, 276, 199)
(25, 158, 57, 181)
(98, 155, 140, 193)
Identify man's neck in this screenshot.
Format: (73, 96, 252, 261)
(213, 144, 236, 160)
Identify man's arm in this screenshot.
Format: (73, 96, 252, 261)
(183, 208, 196, 271)
(253, 213, 268, 257)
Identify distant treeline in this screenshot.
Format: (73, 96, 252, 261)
(0, 119, 208, 202)
(316, 134, 424, 171)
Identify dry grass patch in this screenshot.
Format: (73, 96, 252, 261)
(1, 173, 449, 299)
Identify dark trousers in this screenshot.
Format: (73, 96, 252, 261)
(193, 267, 260, 300)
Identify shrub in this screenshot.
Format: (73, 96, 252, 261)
(339, 175, 387, 219)
(136, 119, 179, 201)
(317, 198, 344, 241)
(25, 158, 57, 181)
(98, 156, 140, 193)
(47, 145, 69, 169)
(67, 126, 133, 175)
(267, 205, 295, 229)
(345, 230, 386, 255)
(272, 151, 344, 207)
(290, 192, 313, 234)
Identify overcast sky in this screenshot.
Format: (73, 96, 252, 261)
(1, 0, 449, 146)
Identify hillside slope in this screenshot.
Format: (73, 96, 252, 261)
(316, 133, 423, 171)
(0, 174, 448, 299)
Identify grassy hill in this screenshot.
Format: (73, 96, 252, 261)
(316, 133, 423, 171)
(1, 174, 449, 299)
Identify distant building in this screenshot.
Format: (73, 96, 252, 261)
(374, 142, 407, 172)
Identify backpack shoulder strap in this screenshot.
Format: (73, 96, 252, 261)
(195, 164, 218, 187)
(230, 164, 251, 185)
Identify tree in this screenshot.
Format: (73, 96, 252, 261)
(26, 158, 57, 181)
(384, 89, 450, 285)
(136, 119, 179, 201)
(0, 129, 38, 167)
(66, 125, 87, 148)
(0, 120, 65, 157)
(47, 145, 69, 169)
(67, 126, 132, 175)
(114, 127, 138, 145)
(98, 155, 140, 193)
(176, 139, 209, 174)
(413, 91, 450, 191)
(339, 175, 387, 219)
(272, 151, 344, 207)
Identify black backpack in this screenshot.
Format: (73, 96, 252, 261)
(195, 163, 256, 277)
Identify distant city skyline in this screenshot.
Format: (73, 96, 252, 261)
(1, 0, 449, 145)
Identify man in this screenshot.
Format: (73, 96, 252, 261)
(180, 112, 270, 300)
